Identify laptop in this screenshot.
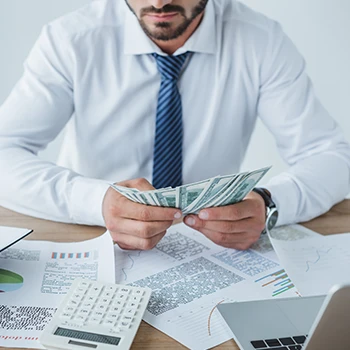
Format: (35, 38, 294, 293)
(217, 284, 350, 350)
(0, 226, 33, 252)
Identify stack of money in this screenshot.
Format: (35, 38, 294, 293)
(110, 166, 270, 215)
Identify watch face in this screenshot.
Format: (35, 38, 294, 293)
(267, 208, 278, 230)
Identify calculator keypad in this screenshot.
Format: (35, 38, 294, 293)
(59, 281, 146, 332)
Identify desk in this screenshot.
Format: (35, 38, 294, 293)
(1, 200, 350, 350)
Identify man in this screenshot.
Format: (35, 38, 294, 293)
(0, 0, 349, 251)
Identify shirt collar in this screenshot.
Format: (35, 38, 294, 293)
(123, 0, 216, 56)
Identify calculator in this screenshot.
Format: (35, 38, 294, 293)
(39, 279, 152, 350)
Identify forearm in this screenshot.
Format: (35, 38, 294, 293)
(0, 146, 110, 226)
(265, 151, 350, 226)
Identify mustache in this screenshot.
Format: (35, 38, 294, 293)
(140, 5, 185, 17)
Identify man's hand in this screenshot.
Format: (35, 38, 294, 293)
(184, 191, 266, 250)
(102, 178, 182, 250)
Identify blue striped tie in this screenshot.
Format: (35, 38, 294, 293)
(152, 52, 189, 189)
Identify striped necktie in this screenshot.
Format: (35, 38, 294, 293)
(152, 52, 189, 189)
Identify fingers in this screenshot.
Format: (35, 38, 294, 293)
(112, 231, 167, 251)
(108, 217, 173, 239)
(111, 196, 181, 221)
(185, 215, 265, 234)
(197, 197, 264, 221)
(104, 177, 182, 251)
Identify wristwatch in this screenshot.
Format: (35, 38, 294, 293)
(252, 187, 279, 232)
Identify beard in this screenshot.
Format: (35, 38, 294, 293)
(126, 0, 209, 41)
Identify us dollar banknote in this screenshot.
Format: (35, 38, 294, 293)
(110, 166, 271, 213)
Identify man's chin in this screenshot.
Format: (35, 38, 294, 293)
(141, 24, 179, 41)
(149, 30, 178, 41)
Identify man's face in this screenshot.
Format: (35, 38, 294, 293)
(126, 0, 208, 41)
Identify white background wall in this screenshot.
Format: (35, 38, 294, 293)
(1, 0, 349, 185)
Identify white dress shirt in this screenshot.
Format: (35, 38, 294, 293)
(0, 0, 349, 227)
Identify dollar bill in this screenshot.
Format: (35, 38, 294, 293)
(191, 173, 245, 212)
(151, 188, 177, 208)
(182, 174, 237, 214)
(109, 166, 271, 212)
(176, 178, 212, 210)
(211, 166, 271, 208)
(109, 184, 142, 203)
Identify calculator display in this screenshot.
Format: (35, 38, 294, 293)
(54, 327, 121, 346)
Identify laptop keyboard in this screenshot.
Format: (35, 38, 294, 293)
(251, 335, 307, 349)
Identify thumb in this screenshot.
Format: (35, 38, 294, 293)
(118, 178, 155, 192)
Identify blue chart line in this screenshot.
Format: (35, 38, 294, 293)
(122, 251, 142, 281)
(305, 248, 332, 272)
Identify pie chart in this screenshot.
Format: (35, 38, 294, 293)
(0, 268, 24, 292)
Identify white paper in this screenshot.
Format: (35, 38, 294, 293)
(114, 223, 300, 349)
(0, 226, 32, 251)
(0, 231, 115, 349)
(268, 225, 350, 296)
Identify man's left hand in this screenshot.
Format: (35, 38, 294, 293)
(184, 191, 266, 250)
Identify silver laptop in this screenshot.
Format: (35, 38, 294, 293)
(217, 284, 350, 350)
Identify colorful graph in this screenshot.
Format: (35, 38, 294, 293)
(0, 268, 24, 292)
(51, 251, 91, 259)
(255, 269, 297, 297)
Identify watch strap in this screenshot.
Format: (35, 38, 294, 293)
(252, 187, 276, 209)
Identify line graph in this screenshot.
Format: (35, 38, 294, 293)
(121, 251, 142, 281)
(305, 248, 332, 272)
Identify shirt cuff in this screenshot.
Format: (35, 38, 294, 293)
(70, 176, 111, 227)
(262, 173, 301, 226)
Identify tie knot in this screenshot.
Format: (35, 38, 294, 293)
(153, 52, 189, 81)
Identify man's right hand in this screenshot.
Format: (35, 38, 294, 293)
(102, 178, 182, 251)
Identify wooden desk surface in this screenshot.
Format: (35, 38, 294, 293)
(1, 200, 349, 350)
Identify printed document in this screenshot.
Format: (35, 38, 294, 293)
(114, 223, 300, 349)
(268, 226, 350, 296)
(0, 232, 115, 349)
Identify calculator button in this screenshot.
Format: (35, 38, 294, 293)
(102, 319, 115, 328)
(115, 293, 128, 301)
(119, 287, 131, 294)
(120, 321, 131, 330)
(98, 297, 111, 305)
(86, 295, 97, 303)
(78, 308, 90, 316)
(122, 315, 133, 322)
(78, 280, 90, 286)
(110, 306, 123, 314)
(125, 308, 137, 316)
(126, 302, 138, 310)
(106, 312, 120, 320)
(81, 301, 94, 309)
(95, 304, 108, 313)
(92, 310, 104, 318)
(113, 299, 125, 307)
(132, 288, 145, 296)
(60, 312, 73, 320)
(73, 315, 87, 324)
(76, 286, 87, 294)
(89, 316, 102, 325)
(101, 291, 114, 299)
(63, 306, 76, 313)
(71, 293, 84, 302)
(67, 299, 79, 306)
(88, 284, 103, 295)
(130, 296, 142, 303)
(104, 285, 118, 293)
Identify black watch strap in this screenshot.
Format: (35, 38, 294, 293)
(252, 187, 275, 209)
(253, 187, 278, 232)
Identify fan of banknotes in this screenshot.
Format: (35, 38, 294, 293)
(110, 166, 271, 215)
